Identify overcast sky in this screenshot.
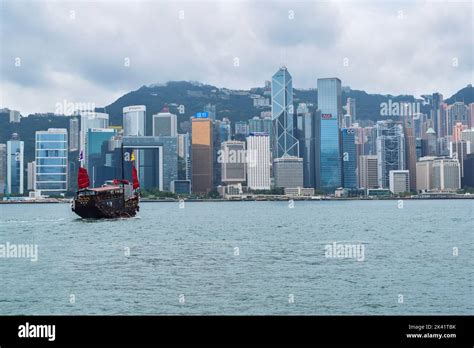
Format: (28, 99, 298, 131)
(1, 0, 472, 115)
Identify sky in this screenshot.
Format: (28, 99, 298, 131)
(1, 0, 473, 115)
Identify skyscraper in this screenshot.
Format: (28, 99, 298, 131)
(273, 157, 304, 189)
(358, 155, 378, 189)
(346, 97, 356, 122)
(0, 143, 7, 194)
(316, 78, 342, 190)
(246, 133, 271, 190)
(376, 120, 405, 188)
(403, 120, 417, 191)
(272, 67, 298, 158)
(297, 109, 317, 188)
(123, 105, 146, 136)
(35, 129, 68, 195)
(69, 117, 79, 152)
(80, 111, 109, 155)
(433, 158, 460, 191)
(86, 128, 116, 185)
(416, 156, 437, 192)
(446, 102, 468, 136)
(6, 133, 24, 195)
(220, 141, 246, 184)
(341, 128, 357, 188)
(152, 111, 177, 137)
(191, 117, 213, 193)
(431, 93, 445, 137)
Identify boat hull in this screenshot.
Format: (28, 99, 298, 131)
(72, 193, 139, 219)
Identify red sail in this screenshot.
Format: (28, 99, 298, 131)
(132, 165, 140, 189)
(78, 167, 90, 189)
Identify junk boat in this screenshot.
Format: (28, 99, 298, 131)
(72, 148, 140, 219)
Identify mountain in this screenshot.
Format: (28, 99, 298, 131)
(445, 85, 474, 105)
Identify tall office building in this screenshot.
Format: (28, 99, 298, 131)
(123, 105, 146, 136)
(273, 157, 304, 189)
(422, 128, 437, 156)
(450, 140, 469, 180)
(431, 93, 445, 137)
(178, 133, 191, 180)
(346, 98, 356, 122)
(86, 128, 116, 185)
(221, 141, 246, 184)
(463, 154, 474, 187)
(0, 144, 6, 194)
(27, 161, 36, 191)
(341, 128, 357, 188)
(469, 103, 474, 128)
(403, 121, 417, 191)
(69, 117, 79, 152)
(6, 133, 24, 195)
(376, 120, 405, 188)
(152, 111, 177, 137)
(358, 155, 378, 189)
(460, 128, 474, 147)
(389, 170, 410, 194)
(191, 117, 213, 193)
(35, 129, 68, 195)
(272, 67, 298, 158)
(80, 111, 109, 157)
(121, 136, 176, 191)
(246, 133, 271, 190)
(416, 156, 437, 192)
(316, 78, 342, 190)
(297, 110, 317, 188)
(433, 158, 460, 191)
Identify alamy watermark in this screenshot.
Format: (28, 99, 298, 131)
(380, 100, 421, 117)
(55, 99, 95, 116)
(324, 242, 365, 261)
(0, 242, 38, 262)
(217, 148, 257, 167)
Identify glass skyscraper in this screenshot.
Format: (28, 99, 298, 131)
(35, 129, 68, 195)
(86, 128, 116, 186)
(6, 133, 24, 195)
(341, 128, 357, 188)
(376, 120, 405, 188)
(272, 67, 298, 158)
(316, 78, 342, 190)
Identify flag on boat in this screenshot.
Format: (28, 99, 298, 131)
(132, 165, 140, 189)
(79, 150, 84, 161)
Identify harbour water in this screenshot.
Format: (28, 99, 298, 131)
(0, 200, 472, 315)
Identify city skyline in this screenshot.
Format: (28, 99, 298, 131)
(1, 0, 472, 115)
